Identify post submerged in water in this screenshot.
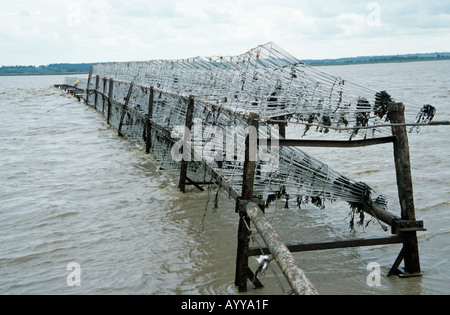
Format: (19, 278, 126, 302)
(178, 95, 195, 193)
(235, 113, 259, 293)
(94, 75, 100, 110)
(102, 78, 107, 115)
(106, 78, 114, 125)
(388, 102, 422, 276)
(118, 82, 134, 137)
(146, 86, 154, 154)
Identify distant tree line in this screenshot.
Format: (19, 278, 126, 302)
(0, 63, 102, 75)
(304, 52, 450, 66)
(2, 52, 450, 75)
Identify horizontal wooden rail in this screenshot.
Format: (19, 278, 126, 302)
(249, 236, 404, 256)
(259, 136, 395, 148)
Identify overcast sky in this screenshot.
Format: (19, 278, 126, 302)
(1, 0, 450, 66)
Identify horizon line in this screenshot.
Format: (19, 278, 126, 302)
(2, 51, 450, 68)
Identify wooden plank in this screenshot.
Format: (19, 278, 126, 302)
(247, 267, 264, 289)
(387, 248, 405, 277)
(249, 236, 404, 256)
(185, 182, 215, 186)
(185, 176, 205, 192)
(363, 203, 400, 228)
(259, 136, 395, 148)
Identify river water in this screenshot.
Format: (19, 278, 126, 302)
(0, 60, 449, 295)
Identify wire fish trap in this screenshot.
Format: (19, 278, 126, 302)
(79, 42, 442, 229)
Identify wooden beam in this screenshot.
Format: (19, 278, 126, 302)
(249, 236, 404, 256)
(185, 176, 205, 192)
(259, 136, 395, 148)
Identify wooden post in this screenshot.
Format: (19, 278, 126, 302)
(178, 96, 195, 193)
(146, 86, 154, 154)
(235, 113, 259, 293)
(388, 102, 421, 275)
(118, 82, 134, 137)
(241, 113, 259, 201)
(94, 75, 100, 110)
(106, 79, 114, 125)
(102, 78, 107, 115)
(278, 115, 287, 138)
(86, 66, 93, 105)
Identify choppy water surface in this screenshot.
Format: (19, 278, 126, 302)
(1, 61, 449, 295)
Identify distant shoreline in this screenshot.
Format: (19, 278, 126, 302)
(306, 57, 450, 67)
(0, 72, 88, 77)
(0, 62, 98, 77)
(304, 54, 450, 67)
(1, 55, 450, 76)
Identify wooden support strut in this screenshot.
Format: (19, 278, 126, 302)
(179, 96, 195, 193)
(146, 87, 154, 154)
(106, 79, 114, 125)
(94, 75, 100, 110)
(85, 66, 93, 105)
(388, 102, 422, 277)
(102, 78, 107, 115)
(249, 236, 404, 256)
(118, 82, 134, 137)
(260, 136, 395, 148)
(235, 113, 259, 293)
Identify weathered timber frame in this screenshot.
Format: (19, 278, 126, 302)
(255, 102, 424, 278)
(55, 69, 425, 295)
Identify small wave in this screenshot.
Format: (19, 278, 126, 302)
(0, 246, 73, 264)
(356, 169, 380, 175)
(421, 228, 450, 242)
(162, 184, 181, 196)
(47, 211, 80, 221)
(197, 280, 238, 295)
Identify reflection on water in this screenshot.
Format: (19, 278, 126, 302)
(0, 61, 449, 295)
